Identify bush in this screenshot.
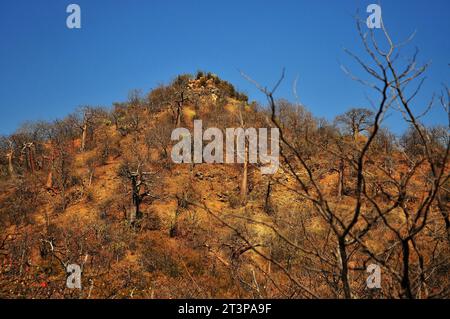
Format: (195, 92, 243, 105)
(140, 244, 181, 278)
(143, 211, 162, 231)
(228, 193, 241, 209)
(85, 188, 95, 202)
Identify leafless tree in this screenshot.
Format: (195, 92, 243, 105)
(6, 140, 15, 176)
(119, 162, 158, 226)
(233, 17, 449, 299)
(335, 108, 374, 140)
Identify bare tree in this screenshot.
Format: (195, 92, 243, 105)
(238, 104, 249, 205)
(21, 142, 36, 174)
(234, 17, 449, 299)
(335, 108, 374, 140)
(119, 163, 157, 226)
(6, 140, 14, 176)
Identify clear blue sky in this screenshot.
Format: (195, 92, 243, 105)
(0, 0, 448, 135)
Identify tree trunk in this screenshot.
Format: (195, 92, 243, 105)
(238, 106, 247, 206)
(264, 181, 273, 214)
(401, 239, 413, 299)
(29, 147, 35, 173)
(129, 173, 145, 225)
(6, 153, 14, 176)
(81, 123, 87, 152)
(240, 142, 248, 205)
(175, 91, 184, 127)
(129, 206, 137, 225)
(351, 118, 358, 140)
(176, 105, 182, 127)
(338, 238, 352, 299)
(130, 175, 139, 224)
(6, 141, 14, 176)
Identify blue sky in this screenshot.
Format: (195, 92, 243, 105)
(0, 0, 448, 135)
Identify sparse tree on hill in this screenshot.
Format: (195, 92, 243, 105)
(335, 107, 374, 140)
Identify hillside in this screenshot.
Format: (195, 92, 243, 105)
(0, 71, 448, 299)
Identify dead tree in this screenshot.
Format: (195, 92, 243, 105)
(241, 17, 397, 297)
(337, 19, 449, 298)
(232, 17, 449, 297)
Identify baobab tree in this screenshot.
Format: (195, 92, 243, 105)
(168, 75, 192, 127)
(6, 140, 14, 176)
(119, 163, 157, 225)
(73, 106, 108, 152)
(335, 107, 374, 140)
(231, 102, 256, 206)
(173, 91, 186, 127)
(80, 109, 90, 152)
(21, 142, 36, 174)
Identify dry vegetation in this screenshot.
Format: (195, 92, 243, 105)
(0, 22, 448, 299)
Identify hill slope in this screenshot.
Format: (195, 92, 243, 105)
(0, 72, 448, 299)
